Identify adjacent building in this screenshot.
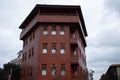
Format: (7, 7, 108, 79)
(19, 4, 88, 80)
(9, 50, 22, 65)
(100, 64, 120, 80)
(106, 64, 120, 80)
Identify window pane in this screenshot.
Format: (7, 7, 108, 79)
(52, 31, 56, 35)
(42, 49, 47, 53)
(73, 51, 76, 56)
(52, 69, 56, 76)
(52, 49, 56, 54)
(43, 31, 48, 35)
(61, 70, 65, 75)
(60, 49, 65, 54)
(42, 70, 46, 75)
(60, 31, 64, 35)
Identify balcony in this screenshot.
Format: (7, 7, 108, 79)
(71, 64, 80, 80)
(70, 44, 78, 57)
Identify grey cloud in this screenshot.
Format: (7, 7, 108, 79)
(87, 47, 120, 63)
(104, 0, 120, 14)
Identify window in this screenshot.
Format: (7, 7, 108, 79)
(30, 35, 32, 42)
(29, 49, 31, 58)
(73, 51, 76, 56)
(24, 52, 27, 61)
(24, 38, 28, 46)
(32, 47, 34, 56)
(43, 25, 48, 35)
(70, 26, 77, 38)
(51, 25, 56, 35)
(42, 64, 47, 76)
(23, 40, 25, 47)
(60, 43, 65, 54)
(60, 64, 66, 76)
(29, 47, 34, 58)
(71, 45, 77, 56)
(22, 54, 24, 62)
(51, 64, 56, 76)
(27, 68, 30, 78)
(32, 31, 35, 39)
(72, 33, 76, 38)
(30, 66, 33, 77)
(42, 43, 47, 54)
(51, 43, 56, 54)
(60, 26, 65, 35)
(71, 64, 78, 76)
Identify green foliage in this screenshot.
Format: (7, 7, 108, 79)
(0, 63, 21, 80)
(100, 74, 109, 80)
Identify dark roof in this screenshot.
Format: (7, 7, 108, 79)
(110, 64, 120, 67)
(19, 4, 87, 36)
(106, 64, 120, 74)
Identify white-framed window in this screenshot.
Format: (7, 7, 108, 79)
(51, 43, 56, 54)
(60, 31, 64, 35)
(43, 25, 48, 35)
(41, 64, 47, 76)
(51, 64, 56, 76)
(60, 43, 65, 54)
(60, 64, 66, 76)
(42, 43, 47, 54)
(52, 69, 56, 76)
(51, 31, 56, 35)
(60, 26, 65, 35)
(42, 49, 47, 54)
(43, 31, 48, 35)
(61, 70, 65, 76)
(52, 49, 56, 54)
(60, 49, 65, 54)
(42, 69, 46, 76)
(51, 26, 56, 35)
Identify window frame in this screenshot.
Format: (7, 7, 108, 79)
(42, 43, 48, 54)
(43, 25, 48, 35)
(60, 64, 66, 76)
(60, 26, 65, 35)
(41, 64, 47, 76)
(51, 64, 56, 76)
(51, 43, 56, 54)
(51, 25, 56, 35)
(60, 43, 65, 54)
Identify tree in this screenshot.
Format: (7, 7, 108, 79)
(100, 74, 109, 80)
(0, 63, 21, 80)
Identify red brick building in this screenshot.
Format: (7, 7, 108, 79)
(19, 4, 88, 80)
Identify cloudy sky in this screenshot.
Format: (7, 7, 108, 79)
(0, 0, 120, 80)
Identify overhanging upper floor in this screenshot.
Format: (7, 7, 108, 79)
(19, 4, 88, 37)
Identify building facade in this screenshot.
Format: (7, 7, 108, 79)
(19, 4, 88, 80)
